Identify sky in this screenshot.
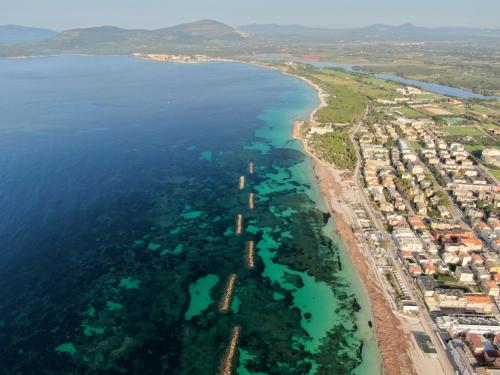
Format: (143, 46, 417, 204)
(1, 0, 499, 30)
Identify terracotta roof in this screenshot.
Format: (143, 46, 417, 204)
(468, 333, 484, 349)
(409, 265, 422, 273)
(484, 279, 499, 290)
(462, 239, 483, 246)
(464, 294, 492, 304)
(478, 222, 490, 229)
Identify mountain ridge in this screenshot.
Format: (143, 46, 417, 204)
(1, 20, 500, 57)
(0, 24, 57, 43)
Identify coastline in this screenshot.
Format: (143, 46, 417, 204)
(291, 75, 417, 375)
(282, 73, 328, 124)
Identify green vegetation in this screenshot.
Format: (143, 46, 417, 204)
(435, 191, 451, 207)
(434, 273, 456, 283)
(410, 141, 422, 151)
(309, 129, 356, 170)
(278, 65, 393, 170)
(490, 169, 500, 180)
(385, 272, 403, 299)
(305, 69, 373, 123)
(442, 125, 484, 137)
(397, 106, 426, 119)
(364, 61, 500, 97)
(315, 84, 367, 123)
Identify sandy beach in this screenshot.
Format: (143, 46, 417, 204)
(292, 80, 417, 375)
(284, 73, 328, 124)
(312, 157, 416, 375)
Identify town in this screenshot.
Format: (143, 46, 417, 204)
(132, 53, 226, 64)
(292, 62, 500, 375)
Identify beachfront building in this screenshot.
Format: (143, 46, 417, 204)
(447, 339, 475, 375)
(392, 227, 424, 253)
(437, 315, 500, 335)
(424, 289, 496, 314)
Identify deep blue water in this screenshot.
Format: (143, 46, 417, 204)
(0, 56, 380, 374)
(0, 56, 288, 267)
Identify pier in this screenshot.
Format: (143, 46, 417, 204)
(239, 176, 245, 190)
(235, 214, 243, 235)
(219, 325, 241, 375)
(248, 162, 254, 174)
(219, 274, 237, 313)
(248, 192, 254, 209)
(246, 241, 255, 269)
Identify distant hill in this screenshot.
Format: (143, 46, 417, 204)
(1, 20, 499, 57)
(0, 25, 56, 43)
(48, 26, 142, 48)
(25, 20, 248, 55)
(239, 24, 332, 37)
(155, 20, 248, 42)
(348, 23, 500, 41)
(240, 22, 500, 42)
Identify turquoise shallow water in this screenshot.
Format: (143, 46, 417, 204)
(0, 56, 381, 374)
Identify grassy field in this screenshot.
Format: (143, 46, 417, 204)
(490, 169, 500, 180)
(314, 82, 367, 123)
(294, 67, 404, 124)
(464, 144, 486, 154)
(396, 106, 427, 119)
(420, 106, 453, 116)
(441, 125, 484, 137)
(306, 70, 370, 123)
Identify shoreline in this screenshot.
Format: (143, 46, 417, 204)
(2, 53, 498, 98)
(291, 76, 417, 375)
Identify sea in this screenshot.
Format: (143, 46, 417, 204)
(0, 56, 381, 374)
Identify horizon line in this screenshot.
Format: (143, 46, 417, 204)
(2, 20, 500, 33)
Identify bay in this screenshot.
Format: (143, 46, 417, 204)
(0, 56, 381, 374)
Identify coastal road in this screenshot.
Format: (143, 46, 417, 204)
(349, 115, 455, 375)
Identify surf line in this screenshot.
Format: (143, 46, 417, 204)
(235, 214, 243, 235)
(219, 273, 237, 313)
(239, 176, 245, 190)
(219, 325, 241, 375)
(246, 241, 255, 269)
(248, 192, 254, 209)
